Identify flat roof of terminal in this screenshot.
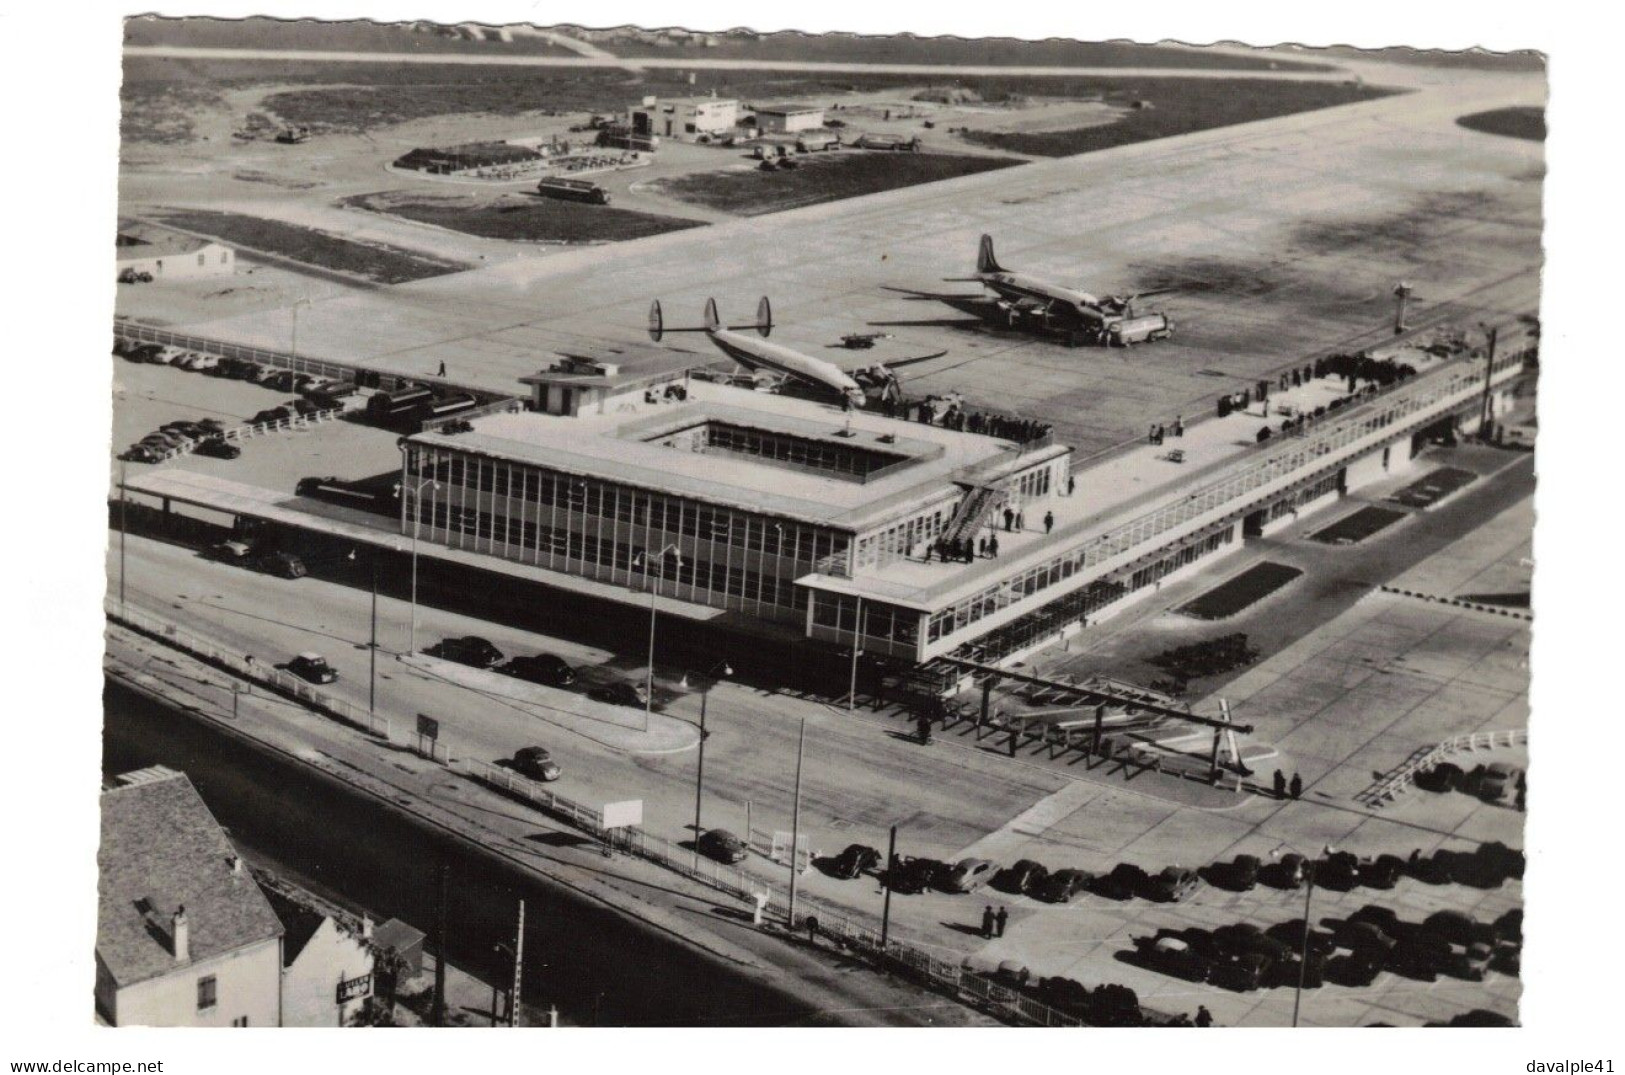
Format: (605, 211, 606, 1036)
(410, 380, 1067, 531)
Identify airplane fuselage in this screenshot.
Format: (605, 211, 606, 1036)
(976, 271, 1105, 325)
(709, 328, 866, 405)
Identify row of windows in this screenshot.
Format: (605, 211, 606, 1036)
(854, 505, 949, 570)
(1261, 471, 1342, 526)
(810, 593, 921, 648)
(410, 501, 802, 610)
(700, 423, 904, 479)
(408, 447, 850, 564)
(1127, 528, 1234, 591)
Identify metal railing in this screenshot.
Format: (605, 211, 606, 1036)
(106, 601, 392, 741)
(1359, 729, 1528, 808)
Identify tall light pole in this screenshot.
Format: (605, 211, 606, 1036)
(290, 295, 311, 370)
(118, 459, 128, 614)
(407, 478, 440, 654)
(345, 548, 380, 715)
(1270, 842, 1332, 1028)
(633, 544, 681, 733)
(786, 717, 806, 928)
(847, 595, 864, 713)
(691, 660, 732, 852)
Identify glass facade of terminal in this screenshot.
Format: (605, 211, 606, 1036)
(402, 444, 852, 622)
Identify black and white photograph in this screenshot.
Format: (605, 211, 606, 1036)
(0, 1, 1608, 1068)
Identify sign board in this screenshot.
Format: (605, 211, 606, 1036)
(416, 714, 440, 740)
(336, 971, 373, 1004)
(771, 831, 813, 873)
(602, 799, 644, 829)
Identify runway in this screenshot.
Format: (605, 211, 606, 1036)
(162, 65, 1544, 455)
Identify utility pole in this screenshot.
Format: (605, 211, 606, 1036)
(368, 553, 379, 716)
(509, 899, 525, 1027)
(431, 864, 449, 1026)
(847, 596, 863, 713)
(1294, 862, 1316, 1028)
(118, 460, 128, 613)
(880, 824, 897, 949)
(1480, 324, 1500, 438)
(786, 718, 806, 927)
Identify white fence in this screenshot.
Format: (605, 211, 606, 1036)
(1359, 728, 1528, 808)
(107, 601, 392, 741)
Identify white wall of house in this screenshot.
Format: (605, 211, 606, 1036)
(117, 243, 234, 281)
(103, 937, 282, 1027)
(282, 918, 376, 1027)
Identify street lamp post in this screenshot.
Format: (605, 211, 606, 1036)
(633, 544, 681, 733)
(691, 660, 732, 853)
(347, 548, 381, 715)
(406, 478, 440, 654)
(118, 459, 128, 614)
(1270, 842, 1332, 1028)
(290, 296, 311, 369)
(847, 596, 864, 714)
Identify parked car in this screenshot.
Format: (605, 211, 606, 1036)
(1264, 852, 1308, 889)
(1208, 952, 1270, 992)
(1033, 868, 1095, 904)
(1144, 865, 1200, 903)
(194, 437, 241, 460)
(1212, 923, 1293, 965)
(938, 858, 998, 894)
(195, 418, 227, 435)
(1359, 854, 1406, 890)
(1210, 853, 1261, 891)
(512, 746, 562, 782)
(1327, 950, 1383, 987)
(1413, 761, 1465, 793)
(1316, 851, 1361, 890)
(206, 540, 254, 563)
(120, 445, 163, 463)
(1333, 920, 1397, 957)
(1422, 910, 1493, 948)
(1137, 933, 1210, 982)
(266, 370, 298, 392)
(589, 680, 649, 708)
(1442, 941, 1495, 981)
(505, 653, 576, 687)
(696, 828, 748, 864)
(1387, 934, 1448, 981)
(993, 859, 1049, 895)
(1091, 862, 1149, 901)
(257, 551, 308, 579)
(1476, 762, 1524, 806)
(828, 843, 881, 880)
(888, 855, 947, 894)
(287, 652, 338, 684)
(432, 636, 504, 668)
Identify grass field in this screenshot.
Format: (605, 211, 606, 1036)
(1178, 561, 1302, 620)
(341, 191, 705, 243)
(959, 77, 1400, 157)
(1457, 107, 1546, 142)
(595, 31, 1330, 71)
(154, 210, 469, 283)
(1310, 506, 1407, 545)
(651, 152, 1022, 216)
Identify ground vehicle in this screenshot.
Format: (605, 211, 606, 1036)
(888, 856, 947, 894)
(994, 859, 1049, 895)
(1209, 952, 1270, 992)
(1316, 851, 1361, 890)
(512, 746, 562, 782)
(536, 176, 611, 205)
(1442, 942, 1495, 981)
(1144, 866, 1200, 902)
(287, 653, 338, 684)
(1387, 934, 1448, 981)
(1212, 924, 1294, 965)
(1360, 854, 1405, 889)
(828, 844, 881, 880)
(795, 132, 841, 153)
(938, 858, 998, 894)
(266, 370, 299, 392)
(1327, 950, 1383, 986)
(1422, 911, 1493, 948)
(251, 407, 292, 427)
(1033, 868, 1094, 904)
(1091, 862, 1149, 901)
(1265, 852, 1307, 889)
(1476, 761, 1524, 806)
(505, 653, 576, 687)
(118, 268, 155, 284)
(120, 445, 163, 463)
(1413, 760, 1465, 793)
(257, 551, 308, 579)
(1104, 312, 1175, 347)
(207, 540, 254, 563)
(696, 829, 748, 864)
(432, 636, 504, 668)
(1137, 934, 1210, 981)
(1210, 854, 1261, 891)
(195, 418, 226, 435)
(589, 681, 649, 708)
(194, 437, 241, 460)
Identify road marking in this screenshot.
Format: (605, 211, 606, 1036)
(949, 781, 1100, 862)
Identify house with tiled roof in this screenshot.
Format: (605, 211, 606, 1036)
(95, 767, 283, 1027)
(255, 868, 376, 1027)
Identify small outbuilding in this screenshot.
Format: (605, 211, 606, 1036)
(754, 103, 826, 134)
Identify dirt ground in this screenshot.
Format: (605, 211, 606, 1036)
(341, 189, 705, 243)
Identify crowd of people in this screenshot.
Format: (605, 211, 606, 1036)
(908, 397, 1052, 445)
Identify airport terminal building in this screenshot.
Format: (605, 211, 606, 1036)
(399, 338, 1526, 668)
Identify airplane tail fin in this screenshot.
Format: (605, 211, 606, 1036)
(648, 299, 664, 342)
(977, 234, 1004, 275)
(755, 296, 772, 338)
(704, 298, 720, 332)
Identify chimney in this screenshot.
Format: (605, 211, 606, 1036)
(360, 915, 374, 941)
(172, 906, 190, 963)
(229, 853, 244, 876)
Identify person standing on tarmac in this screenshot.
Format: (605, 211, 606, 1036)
(981, 906, 995, 939)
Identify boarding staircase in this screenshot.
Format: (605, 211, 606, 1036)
(942, 484, 1008, 546)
